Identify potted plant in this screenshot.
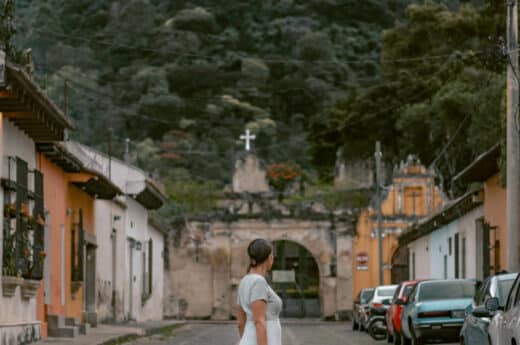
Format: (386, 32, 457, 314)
(2, 229, 22, 297)
(20, 202, 29, 217)
(4, 203, 16, 218)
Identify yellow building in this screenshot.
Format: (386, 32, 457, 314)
(353, 156, 446, 297)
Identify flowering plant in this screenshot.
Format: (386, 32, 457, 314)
(266, 163, 302, 193)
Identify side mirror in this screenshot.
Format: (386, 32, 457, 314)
(485, 297, 500, 312)
(382, 299, 391, 306)
(395, 299, 405, 306)
(472, 306, 491, 318)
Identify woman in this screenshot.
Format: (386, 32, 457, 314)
(236, 239, 283, 345)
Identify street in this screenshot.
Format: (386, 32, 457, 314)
(127, 322, 459, 345)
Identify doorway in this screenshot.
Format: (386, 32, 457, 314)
(270, 240, 320, 318)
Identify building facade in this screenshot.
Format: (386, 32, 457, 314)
(0, 61, 72, 344)
(73, 143, 167, 323)
(400, 191, 485, 280)
(352, 156, 445, 297)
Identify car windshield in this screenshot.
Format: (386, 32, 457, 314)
(497, 279, 516, 306)
(402, 285, 415, 298)
(378, 287, 397, 297)
(360, 290, 374, 304)
(418, 281, 475, 301)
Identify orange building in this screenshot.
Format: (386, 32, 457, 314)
(36, 143, 120, 337)
(454, 144, 506, 274)
(353, 156, 446, 297)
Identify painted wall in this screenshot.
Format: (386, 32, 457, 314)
(140, 224, 165, 321)
(408, 235, 430, 280)
(407, 205, 484, 280)
(64, 183, 95, 321)
(483, 174, 507, 272)
(0, 116, 42, 342)
(94, 199, 126, 323)
(352, 161, 445, 298)
(36, 155, 68, 337)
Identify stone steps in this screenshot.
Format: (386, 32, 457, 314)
(47, 314, 89, 338)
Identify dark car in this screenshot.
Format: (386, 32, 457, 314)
(460, 273, 517, 345)
(352, 288, 375, 331)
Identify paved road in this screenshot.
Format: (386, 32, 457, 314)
(128, 322, 459, 345)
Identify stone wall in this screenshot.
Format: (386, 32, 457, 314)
(0, 323, 40, 345)
(164, 217, 354, 320)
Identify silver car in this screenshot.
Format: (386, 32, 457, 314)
(460, 273, 517, 345)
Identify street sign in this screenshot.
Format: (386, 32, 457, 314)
(272, 270, 295, 283)
(0, 50, 5, 86)
(357, 251, 369, 271)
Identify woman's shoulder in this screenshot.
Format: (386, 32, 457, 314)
(239, 273, 267, 286)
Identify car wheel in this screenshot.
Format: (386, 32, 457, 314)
(401, 333, 411, 345)
(394, 331, 402, 345)
(352, 319, 359, 331)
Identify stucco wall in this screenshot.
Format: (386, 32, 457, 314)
(140, 225, 165, 321)
(484, 174, 507, 272)
(165, 218, 354, 320)
(408, 235, 430, 280)
(95, 200, 126, 323)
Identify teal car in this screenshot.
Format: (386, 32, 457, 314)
(399, 280, 476, 345)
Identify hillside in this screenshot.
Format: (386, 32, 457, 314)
(6, 0, 504, 214)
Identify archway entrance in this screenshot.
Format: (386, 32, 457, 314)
(391, 245, 409, 283)
(270, 240, 320, 318)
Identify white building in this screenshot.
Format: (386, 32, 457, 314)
(65, 142, 167, 322)
(0, 61, 73, 343)
(400, 190, 487, 281)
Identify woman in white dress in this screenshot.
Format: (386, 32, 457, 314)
(236, 239, 283, 345)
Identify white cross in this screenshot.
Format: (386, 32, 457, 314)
(240, 129, 256, 151)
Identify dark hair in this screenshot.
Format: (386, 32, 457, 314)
(247, 239, 273, 268)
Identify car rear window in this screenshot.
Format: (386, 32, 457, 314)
(418, 281, 475, 301)
(498, 279, 516, 306)
(361, 290, 375, 303)
(378, 287, 397, 297)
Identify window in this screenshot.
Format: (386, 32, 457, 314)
(505, 276, 520, 311)
(412, 252, 416, 280)
(418, 281, 475, 301)
(443, 255, 448, 279)
(454, 234, 460, 278)
(392, 284, 402, 303)
(448, 237, 452, 256)
(462, 237, 466, 279)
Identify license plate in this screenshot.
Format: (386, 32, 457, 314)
(432, 325, 442, 330)
(451, 311, 465, 318)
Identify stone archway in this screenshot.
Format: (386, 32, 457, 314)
(391, 245, 409, 283)
(271, 240, 321, 318)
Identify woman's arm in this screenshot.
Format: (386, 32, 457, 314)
(251, 300, 268, 345)
(237, 305, 247, 338)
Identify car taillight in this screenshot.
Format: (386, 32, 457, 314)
(418, 311, 451, 318)
(370, 302, 384, 308)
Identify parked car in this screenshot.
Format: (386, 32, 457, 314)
(400, 279, 476, 345)
(364, 285, 398, 332)
(460, 273, 517, 345)
(352, 288, 375, 331)
(488, 273, 520, 345)
(386, 280, 421, 345)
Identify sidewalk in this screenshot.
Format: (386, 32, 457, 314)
(32, 320, 185, 345)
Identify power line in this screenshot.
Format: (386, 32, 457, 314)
(33, 28, 486, 66)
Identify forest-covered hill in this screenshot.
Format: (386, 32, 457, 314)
(6, 0, 505, 214)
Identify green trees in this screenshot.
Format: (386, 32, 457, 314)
(310, 1, 506, 193)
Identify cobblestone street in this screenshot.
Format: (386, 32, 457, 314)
(127, 322, 458, 345)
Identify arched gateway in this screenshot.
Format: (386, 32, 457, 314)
(163, 153, 357, 320)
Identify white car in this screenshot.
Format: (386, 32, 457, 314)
(488, 273, 520, 345)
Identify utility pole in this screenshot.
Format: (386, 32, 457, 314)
(124, 138, 131, 163)
(63, 79, 68, 117)
(108, 129, 112, 180)
(375, 142, 384, 285)
(507, 0, 520, 272)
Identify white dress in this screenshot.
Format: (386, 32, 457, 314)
(237, 274, 283, 345)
